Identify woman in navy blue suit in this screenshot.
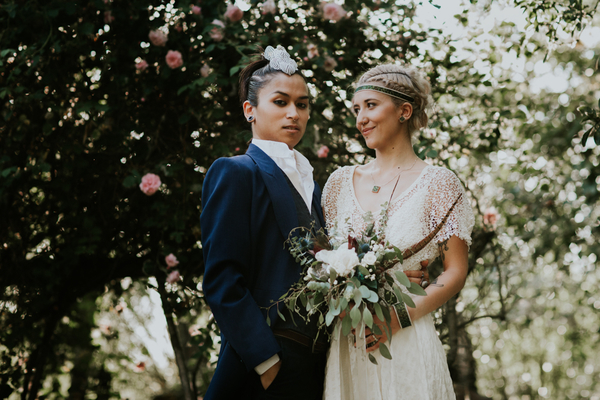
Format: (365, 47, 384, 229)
(201, 46, 328, 400)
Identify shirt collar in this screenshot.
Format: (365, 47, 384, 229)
(251, 138, 314, 175)
(252, 139, 295, 159)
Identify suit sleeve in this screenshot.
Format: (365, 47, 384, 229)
(201, 158, 280, 371)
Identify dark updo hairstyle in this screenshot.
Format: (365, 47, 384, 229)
(355, 64, 432, 139)
(238, 46, 307, 107)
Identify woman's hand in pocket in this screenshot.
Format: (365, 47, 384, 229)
(260, 360, 282, 390)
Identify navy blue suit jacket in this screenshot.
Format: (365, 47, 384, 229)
(200, 144, 325, 399)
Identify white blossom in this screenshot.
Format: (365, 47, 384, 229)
(316, 245, 359, 277)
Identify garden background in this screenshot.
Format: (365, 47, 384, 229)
(1, 0, 600, 399)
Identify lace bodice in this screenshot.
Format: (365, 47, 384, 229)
(322, 164, 474, 274)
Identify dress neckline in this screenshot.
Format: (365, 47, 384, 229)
(349, 164, 431, 214)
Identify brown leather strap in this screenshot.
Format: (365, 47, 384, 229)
(273, 329, 328, 354)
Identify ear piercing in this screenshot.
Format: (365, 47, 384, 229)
(399, 116, 406, 122)
(247, 116, 254, 122)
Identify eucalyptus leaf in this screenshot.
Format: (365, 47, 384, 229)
(373, 324, 383, 336)
(394, 270, 411, 287)
(350, 306, 362, 328)
(381, 305, 392, 324)
(326, 310, 335, 326)
(373, 303, 384, 321)
(358, 265, 370, 276)
(277, 308, 286, 322)
(342, 315, 352, 336)
(379, 343, 393, 360)
(368, 290, 379, 303)
(359, 285, 371, 298)
(363, 308, 374, 328)
(353, 288, 363, 307)
(407, 283, 427, 296)
(401, 293, 416, 308)
(368, 353, 378, 365)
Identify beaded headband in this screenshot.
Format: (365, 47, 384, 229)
(263, 45, 298, 75)
(355, 85, 414, 103)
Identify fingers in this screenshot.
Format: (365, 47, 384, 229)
(353, 327, 385, 352)
(420, 260, 429, 268)
(405, 269, 423, 284)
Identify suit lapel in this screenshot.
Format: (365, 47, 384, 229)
(247, 144, 299, 240)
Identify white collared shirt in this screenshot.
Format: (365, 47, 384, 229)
(252, 139, 315, 211)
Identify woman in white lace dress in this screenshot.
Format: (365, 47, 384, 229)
(322, 64, 474, 400)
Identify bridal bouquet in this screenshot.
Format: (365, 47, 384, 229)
(268, 195, 462, 364)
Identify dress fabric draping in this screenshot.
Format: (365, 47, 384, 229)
(321, 164, 474, 400)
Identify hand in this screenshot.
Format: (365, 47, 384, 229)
(363, 309, 400, 353)
(404, 260, 429, 287)
(260, 360, 282, 390)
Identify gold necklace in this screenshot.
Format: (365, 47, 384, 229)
(369, 158, 418, 194)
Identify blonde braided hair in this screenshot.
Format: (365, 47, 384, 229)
(355, 64, 432, 139)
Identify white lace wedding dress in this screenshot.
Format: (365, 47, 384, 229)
(321, 164, 474, 400)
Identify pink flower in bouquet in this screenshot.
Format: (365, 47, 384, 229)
(135, 60, 148, 71)
(483, 207, 500, 228)
(209, 19, 225, 41)
(104, 11, 115, 24)
(148, 29, 168, 46)
(191, 5, 202, 15)
(323, 56, 338, 72)
(261, 0, 277, 15)
(165, 50, 183, 69)
(200, 64, 211, 77)
(167, 270, 181, 284)
(307, 44, 319, 59)
(139, 173, 161, 195)
(225, 4, 244, 22)
(322, 2, 347, 22)
(317, 145, 329, 158)
(165, 253, 179, 268)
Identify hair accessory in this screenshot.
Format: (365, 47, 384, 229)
(355, 85, 414, 103)
(263, 45, 298, 75)
(247, 116, 254, 122)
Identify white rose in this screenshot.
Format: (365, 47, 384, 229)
(361, 251, 377, 265)
(316, 246, 359, 277)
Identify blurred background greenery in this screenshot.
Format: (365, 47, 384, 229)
(1, 0, 599, 399)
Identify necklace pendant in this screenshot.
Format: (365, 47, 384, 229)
(372, 185, 381, 193)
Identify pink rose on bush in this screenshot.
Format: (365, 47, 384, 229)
(307, 44, 319, 59)
(135, 60, 148, 71)
(148, 30, 168, 46)
(165, 50, 183, 69)
(191, 5, 202, 15)
(139, 173, 161, 196)
(322, 2, 347, 22)
(200, 64, 211, 77)
(165, 253, 179, 268)
(166, 270, 181, 284)
(483, 207, 500, 228)
(317, 145, 329, 158)
(323, 56, 338, 72)
(209, 19, 225, 41)
(261, 0, 277, 15)
(224, 4, 244, 22)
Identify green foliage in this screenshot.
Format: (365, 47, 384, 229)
(1, 0, 599, 399)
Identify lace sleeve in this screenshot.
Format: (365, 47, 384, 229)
(321, 167, 348, 232)
(427, 168, 475, 247)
